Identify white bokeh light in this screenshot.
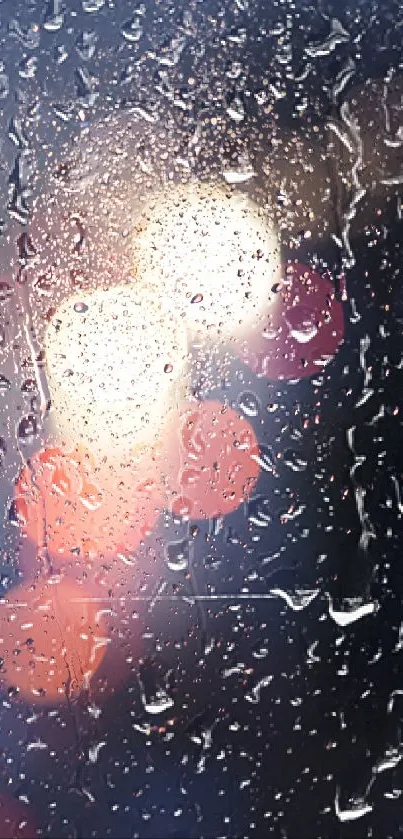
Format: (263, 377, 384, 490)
(44, 284, 188, 460)
(132, 181, 281, 343)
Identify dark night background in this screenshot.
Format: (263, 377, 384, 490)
(0, 0, 403, 837)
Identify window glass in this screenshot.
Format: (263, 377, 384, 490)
(0, 1, 401, 837)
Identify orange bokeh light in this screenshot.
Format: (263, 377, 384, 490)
(14, 444, 162, 574)
(0, 578, 108, 704)
(162, 399, 260, 520)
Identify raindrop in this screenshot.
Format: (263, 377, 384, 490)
(0, 67, 9, 100)
(54, 44, 68, 64)
(0, 375, 11, 392)
(18, 414, 37, 444)
(165, 538, 190, 572)
(21, 379, 37, 394)
(252, 444, 276, 473)
(282, 449, 308, 472)
(76, 30, 97, 61)
(34, 275, 56, 297)
(142, 691, 174, 715)
(9, 118, 29, 150)
(44, 0, 64, 32)
(139, 659, 174, 714)
(238, 390, 260, 418)
(74, 302, 89, 314)
(82, 0, 105, 10)
(0, 437, 6, 470)
(247, 495, 271, 527)
(8, 19, 40, 50)
(8, 498, 27, 528)
(252, 640, 269, 659)
(18, 56, 37, 79)
(164, 363, 173, 373)
(121, 16, 143, 43)
(285, 306, 318, 343)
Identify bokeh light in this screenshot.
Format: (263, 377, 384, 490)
(132, 181, 281, 343)
(161, 399, 260, 520)
(44, 284, 189, 461)
(14, 444, 163, 575)
(238, 262, 344, 379)
(0, 578, 108, 704)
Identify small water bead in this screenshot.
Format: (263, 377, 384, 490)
(73, 301, 89, 314)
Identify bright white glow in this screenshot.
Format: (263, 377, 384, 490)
(132, 181, 281, 343)
(45, 284, 188, 460)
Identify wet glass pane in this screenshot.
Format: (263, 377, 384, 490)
(0, 0, 402, 837)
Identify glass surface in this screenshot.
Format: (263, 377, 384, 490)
(0, 1, 401, 837)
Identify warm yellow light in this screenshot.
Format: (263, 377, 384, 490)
(44, 284, 188, 460)
(132, 181, 281, 343)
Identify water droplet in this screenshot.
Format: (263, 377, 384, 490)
(82, 0, 105, 10)
(18, 56, 37, 79)
(8, 497, 27, 527)
(191, 293, 203, 304)
(165, 538, 189, 572)
(282, 449, 308, 472)
(285, 306, 318, 343)
(247, 495, 271, 527)
(164, 363, 173, 373)
(44, 0, 64, 31)
(0, 70, 9, 100)
(139, 659, 174, 714)
(21, 378, 37, 394)
(74, 301, 88, 314)
(121, 16, 143, 42)
(0, 283, 12, 302)
(18, 414, 37, 444)
(142, 690, 174, 715)
(75, 30, 97, 61)
(0, 375, 11, 392)
(34, 274, 56, 297)
(238, 390, 260, 418)
(9, 19, 40, 50)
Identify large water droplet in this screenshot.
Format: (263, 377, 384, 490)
(121, 16, 143, 42)
(282, 449, 308, 472)
(75, 30, 97, 61)
(0, 375, 11, 392)
(238, 390, 260, 418)
(165, 538, 190, 572)
(285, 306, 318, 344)
(247, 495, 271, 527)
(8, 497, 27, 527)
(142, 690, 174, 715)
(82, 0, 105, 10)
(18, 414, 37, 444)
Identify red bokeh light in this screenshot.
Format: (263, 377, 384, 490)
(238, 262, 344, 380)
